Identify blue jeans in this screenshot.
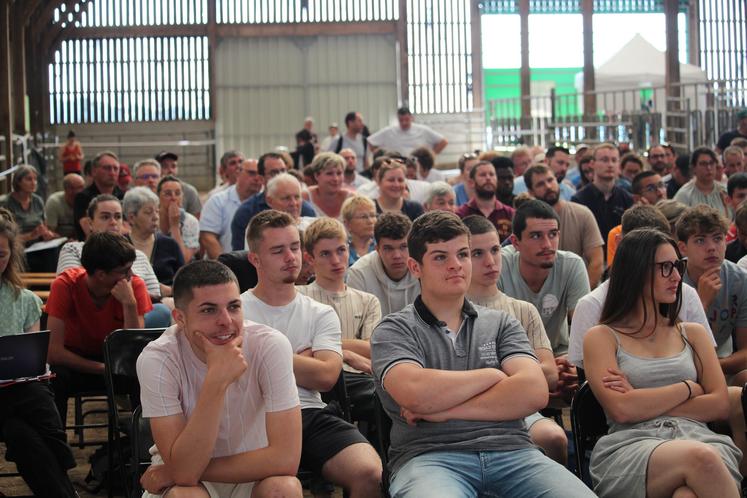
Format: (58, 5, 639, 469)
(389, 448, 594, 498)
(144, 303, 171, 329)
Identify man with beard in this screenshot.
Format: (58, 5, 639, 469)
(544, 146, 575, 200)
(498, 201, 590, 398)
(491, 156, 516, 207)
(456, 161, 515, 241)
(340, 148, 371, 190)
(513, 146, 574, 201)
(571, 143, 634, 259)
(240, 210, 383, 497)
(525, 165, 604, 288)
(647, 145, 670, 175)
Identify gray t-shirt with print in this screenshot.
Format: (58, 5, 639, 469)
(371, 296, 537, 475)
(498, 249, 590, 355)
(683, 260, 747, 358)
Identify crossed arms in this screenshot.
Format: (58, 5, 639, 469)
(383, 356, 548, 424)
(583, 323, 730, 425)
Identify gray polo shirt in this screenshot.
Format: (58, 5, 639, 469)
(371, 296, 537, 475)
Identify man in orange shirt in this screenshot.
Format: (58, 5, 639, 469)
(47, 232, 152, 423)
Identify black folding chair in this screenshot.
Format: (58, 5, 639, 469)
(103, 328, 165, 498)
(570, 382, 608, 486)
(374, 393, 393, 498)
(217, 251, 258, 292)
(67, 392, 108, 448)
(131, 405, 154, 497)
(320, 371, 352, 423)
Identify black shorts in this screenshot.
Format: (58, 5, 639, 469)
(301, 405, 368, 474)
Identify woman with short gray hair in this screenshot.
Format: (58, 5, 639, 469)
(123, 187, 184, 295)
(0, 164, 56, 243)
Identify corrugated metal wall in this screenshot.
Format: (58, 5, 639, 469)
(214, 34, 398, 159)
(47, 121, 215, 191)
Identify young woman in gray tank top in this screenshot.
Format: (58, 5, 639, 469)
(583, 229, 741, 498)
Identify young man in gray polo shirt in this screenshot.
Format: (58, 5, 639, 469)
(371, 211, 593, 497)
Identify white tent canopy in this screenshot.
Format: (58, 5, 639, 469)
(574, 34, 708, 93)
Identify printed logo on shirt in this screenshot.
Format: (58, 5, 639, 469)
(540, 294, 559, 317)
(706, 293, 739, 324)
(478, 341, 499, 367)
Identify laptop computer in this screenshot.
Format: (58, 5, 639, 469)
(0, 330, 51, 381)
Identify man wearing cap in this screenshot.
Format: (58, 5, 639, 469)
(156, 151, 202, 217)
(717, 110, 747, 154)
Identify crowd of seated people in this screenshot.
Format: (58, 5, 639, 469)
(4, 107, 747, 497)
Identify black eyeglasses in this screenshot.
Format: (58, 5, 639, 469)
(655, 259, 687, 278)
(643, 182, 666, 193)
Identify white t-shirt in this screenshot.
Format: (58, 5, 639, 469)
(739, 254, 747, 272)
(137, 322, 299, 459)
(367, 123, 444, 157)
(567, 280, 715, 368)
(419, 168, 447, 183)
(327, 133, 366, 172)
(240, 291, 342, 409)
(345, 173, 372, 190)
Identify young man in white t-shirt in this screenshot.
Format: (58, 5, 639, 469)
(137, 260, 302, 498)
(242, 210, 382, 498)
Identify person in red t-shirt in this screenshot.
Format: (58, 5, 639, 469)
(58, 130, 84, 175)
(47, 231, 152, 424)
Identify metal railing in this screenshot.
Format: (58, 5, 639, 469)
(487, 78, 747, 152)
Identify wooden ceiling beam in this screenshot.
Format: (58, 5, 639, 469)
(216, 20, 396, 38)
(56, 23, 209, 40)
(52, 20, 396, 42)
